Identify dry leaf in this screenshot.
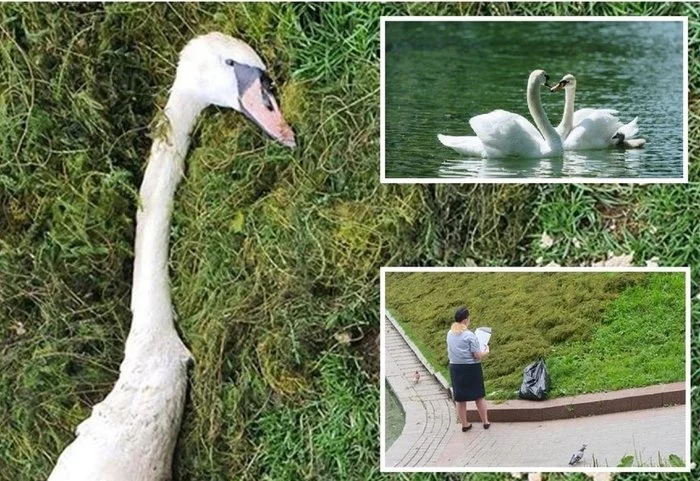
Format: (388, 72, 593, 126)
(11, 321, 26, 336)
(539, 232, 554, 249)
(334, 332, 352, 345)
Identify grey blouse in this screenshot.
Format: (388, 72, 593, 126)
(446, 329, 482, 364)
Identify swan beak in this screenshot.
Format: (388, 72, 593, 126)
(549, 81, 565, 92)
(239, 78, 296, 149)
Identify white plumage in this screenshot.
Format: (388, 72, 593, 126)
(551, 74, 645, 151)
(48, 32, 294, 481)
(437, 70, 563, 159)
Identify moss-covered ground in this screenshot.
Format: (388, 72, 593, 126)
(1, 2, 699, 480)
(386, 272, 685, 400)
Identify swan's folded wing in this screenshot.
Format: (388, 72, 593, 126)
(617, 117, 640, 139)
(437, 134, 486, 157)
(564, 111, 623, 150)
(469, 109, 543, 158)
(572, 108, 618, 127)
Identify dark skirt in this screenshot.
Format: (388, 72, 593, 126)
(449, 363, 486, 402)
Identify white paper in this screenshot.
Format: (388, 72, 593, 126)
(475, 327, 492, 348)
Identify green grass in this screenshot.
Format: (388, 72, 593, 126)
(0, 2, 699, 481)
(387, 272, 685, 400)
(547, 274, 686, 397)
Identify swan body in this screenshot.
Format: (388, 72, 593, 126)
(551, 74, 645, 150)
(48, 32, 294, 481)
(438, 70, 562, 159)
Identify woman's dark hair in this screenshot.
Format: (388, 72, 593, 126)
(455, 306, 470, 322)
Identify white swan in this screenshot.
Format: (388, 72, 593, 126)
(47, 32, 295, 481)
(551, 74, 646, 150)
(437, 70, 563, 158)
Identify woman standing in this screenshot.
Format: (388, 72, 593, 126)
(446, 306, 490, 431)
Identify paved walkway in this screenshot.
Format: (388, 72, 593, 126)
(385, 320, 457, 467)
(435, 405, 686, 468)
(384, 317, 687, 469)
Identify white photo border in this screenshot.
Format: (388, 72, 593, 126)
(379, 266, 692, 473)
(379, 16, 689, 184)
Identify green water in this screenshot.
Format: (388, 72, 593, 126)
(384, 21, 684, 179)
(385, 382, 405, 449)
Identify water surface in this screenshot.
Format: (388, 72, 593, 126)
(385, 382, 405, 449)
(384, 21, 684, 179)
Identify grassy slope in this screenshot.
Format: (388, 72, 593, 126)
(386, 272, 685, 399)
(547, 274, 686, 397)
(0, 2, 698, 480)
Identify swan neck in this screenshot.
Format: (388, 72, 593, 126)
(527, 78, 561, 152)
(130, 88, 206, 333)
(562, 85, 576, 134)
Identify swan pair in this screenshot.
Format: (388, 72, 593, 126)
(438, 70, 645, 159)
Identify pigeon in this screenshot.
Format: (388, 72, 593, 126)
(412, 371, 420, 384)
(569, 444, 587, 465)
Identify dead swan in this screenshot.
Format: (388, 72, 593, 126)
(48, 32, 295, 481)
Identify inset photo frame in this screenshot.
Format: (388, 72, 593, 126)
(380, 17, 688, 183)
(380, 267, 691, 473)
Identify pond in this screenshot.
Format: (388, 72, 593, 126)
(384, 20, 684, 180)
(385, 382, 405, 449)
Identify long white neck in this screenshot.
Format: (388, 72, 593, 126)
(558, 84, 576, 139)
(129, 88, 206, 335)
(526, 78, 562, 153)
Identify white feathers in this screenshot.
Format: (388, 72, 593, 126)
(437, 70, 562, 159)
(439, 72, 646, 158)
(48, 32, 272, 481)
(554, 74, 645, 150)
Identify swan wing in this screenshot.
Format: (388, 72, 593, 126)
(437, 134, 486, 157)
(469, 109, 544, 158)
(564, 111, 623, 151)
(572, 108, 618, 127)
(617, 116, 640, 139)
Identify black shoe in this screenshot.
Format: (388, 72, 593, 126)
(462, 424, 473, 432)
(483, 423, 491, 430)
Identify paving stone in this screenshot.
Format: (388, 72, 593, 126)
(384, 316, 688, 469)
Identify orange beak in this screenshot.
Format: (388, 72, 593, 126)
(549, 81, 566, 92)
(239, 77, 296, 148)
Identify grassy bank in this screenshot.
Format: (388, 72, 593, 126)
(0, 2, 699, 481)
(386, 272, 685, 400)
(547, 274, 686, 397)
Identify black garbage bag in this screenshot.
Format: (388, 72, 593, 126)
(518, 358, 550, 401)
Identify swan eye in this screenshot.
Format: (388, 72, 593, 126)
(260, 74, 275, 111)
(544, 74, 550, 81)
(225, 59, 235, 67)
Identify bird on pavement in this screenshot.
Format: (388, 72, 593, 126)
(569, 444, 587, 465)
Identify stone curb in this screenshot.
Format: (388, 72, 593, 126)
(384, 311, 686, 423)
(486, 382, 686, 422)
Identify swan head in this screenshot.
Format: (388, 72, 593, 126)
(550, 74, 576, 92)
(174, 32, 295, 148)
(529, 69, 553, 89)
(611, 132, 625, 146)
